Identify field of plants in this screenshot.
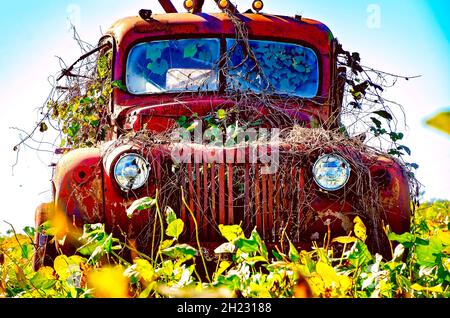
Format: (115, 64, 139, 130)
(0, 199, 449, 298)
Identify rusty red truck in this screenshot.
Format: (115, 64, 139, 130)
(33, 0, 412, 269)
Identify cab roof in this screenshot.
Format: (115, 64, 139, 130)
(106, 12, 334, 53)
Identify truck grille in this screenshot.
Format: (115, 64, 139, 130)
(154, 149, 310, 243)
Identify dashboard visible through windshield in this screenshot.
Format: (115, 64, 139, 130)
(126, 38, 319, 98)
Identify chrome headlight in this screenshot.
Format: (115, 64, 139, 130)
(312, 154, 351, 191)
(114, 154, 150, 190)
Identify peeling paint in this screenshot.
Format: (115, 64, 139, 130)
(317, 209, 353, 233)
(381, 178, 400, 208)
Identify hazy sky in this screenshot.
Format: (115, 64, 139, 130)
(0, 0, 448, 233)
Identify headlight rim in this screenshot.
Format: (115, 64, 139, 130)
(312, 153, 351, 192)
(113, 152, 150, 191)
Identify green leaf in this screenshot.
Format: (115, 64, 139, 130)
(97, 54, 110, 79)
(271, 249, 283, 261)
(183, 43, 198, 58)
(71, 100, 80, 112)
(437, 230, 450, 246)
(352, 91, 363, 100)
(395, 274, 411, 289)
(214, 261, 231, 279)
(112, 80, 127, 92)
(135, 259, 155, 282)
(148, 59, 168, 76)
(80, 97, 93, 104)
(316, 261, 339, 285)
(373, 110, 393, 121)
(370, 117, 382, 129)
(21, 244, 30, 259)
(245, 256, 268, 266)
(234, 236, 259, 254)
(146, 48, 163, 61)
(251, 229, 268, 260)
(354, 216, 367, 242)
(411, 283, 443, 293)
(160, 239, 175, 250)
(389, 132, 404, 142)
(351, 52, 361, 62)
(414, 237, 429, 246)
(332, 236, 357, 244)
(77, 225, 117, 258)
(88, 246, 104, 263)
(30, 267, 57, 290)
(388, 232, 415, 246)
(54, 255, 85, 280)
(102, 233, 114, 253)
(165, 207, 177, 225)
(126, 197, 157, 218)
(139, 283, 156, 298)
(38, 220, 53, 235)
(416, 237, 443, 266)
(397, 145, 412, 156)
(90, 119, 100, 127)
(217, 109, 227, 120)
(39, 122, 48, 133)
(407, 162, 419, 170)
(166, 219, 184, 240)
(176, 115, 188, 126)
(161, 244, 198, 260)
(159, 260, 174, 276)
(68, 122, 80, 138)
(289, 242, 300, 262)
(388, 149, 402, 157)
(23, 226, 35, 238)
(219, 224, 244, 242)
(77, 240, 99, 256)
(349, 241, 373, 267)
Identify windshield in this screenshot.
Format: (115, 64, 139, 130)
(126, 38, 220, 94)
(126, 38, 320, 98)
(226, 39, 319, 98)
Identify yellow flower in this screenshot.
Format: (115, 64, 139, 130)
(87, 266, 129, 298)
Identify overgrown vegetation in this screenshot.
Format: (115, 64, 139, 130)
(1, 200, 449, 298)
(47, 50, 113, 148)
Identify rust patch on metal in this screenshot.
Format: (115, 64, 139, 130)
(381, 177, 400, 208)
(317, 209, 353, 233)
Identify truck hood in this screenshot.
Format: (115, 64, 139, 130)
(116, 97, 320, 133)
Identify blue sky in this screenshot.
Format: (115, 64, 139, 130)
(0, 0, 448, 232)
